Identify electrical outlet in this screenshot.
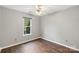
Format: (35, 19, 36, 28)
(66, 40, 68, 42)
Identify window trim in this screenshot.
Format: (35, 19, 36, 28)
(23, 17, 32, 36)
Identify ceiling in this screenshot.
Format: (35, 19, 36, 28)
(2, 5, 75, 16)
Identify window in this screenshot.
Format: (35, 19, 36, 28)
(23, 17, 32, 35)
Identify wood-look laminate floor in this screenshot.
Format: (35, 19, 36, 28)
(1, 38, 79, 53)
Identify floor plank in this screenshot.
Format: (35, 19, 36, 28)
(1, 38, 79, 53)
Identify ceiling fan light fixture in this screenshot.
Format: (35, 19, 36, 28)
(35, 5, 43, 15)
(36, 10, 42, 15)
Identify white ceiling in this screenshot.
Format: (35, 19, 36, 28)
(1, 5, 75, 16)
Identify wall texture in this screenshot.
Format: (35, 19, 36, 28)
(41, 6, 79, 49)
(0, 7, 40, 47)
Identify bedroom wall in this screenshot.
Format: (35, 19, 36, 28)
(0, 6, 40, 48)
(40, 6, 79, 49)
(0, 7, 4, 47)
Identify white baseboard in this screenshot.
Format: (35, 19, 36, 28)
(0, 37, 40, 51)
(42, 38, 79, 51)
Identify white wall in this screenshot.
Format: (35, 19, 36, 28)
(0, 7, 3, 46)
(0, 7, 40, 47)
(0, 7, 2, 41)
(41, 6, 79, 49)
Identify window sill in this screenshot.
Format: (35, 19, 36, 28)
(23, 33, 32, 36)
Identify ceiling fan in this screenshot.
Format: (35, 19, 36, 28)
(35, 5, 44, 15)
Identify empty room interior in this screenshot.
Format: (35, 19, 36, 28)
(0, 5, 79, 53)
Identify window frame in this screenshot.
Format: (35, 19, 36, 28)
(23, 17, 32, 36)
